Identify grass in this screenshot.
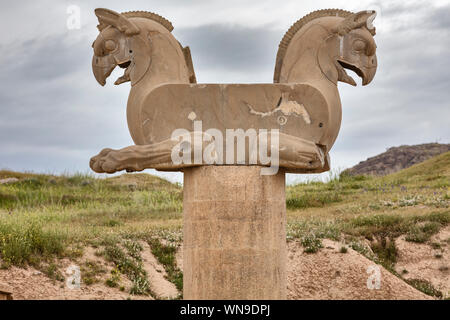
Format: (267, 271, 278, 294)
(405, 279, 443, 298)
(0, 151, 449, 298)
(405, 222, 442, 243)
(82, 261, 107, 285)
(370, 237, 398, 271)
(103, 241, 153, 296)
(0, 219, 65, 267)
(105, 268, 120, 288)
(148, 238, 183, 294)
(287, 190, 342, 209)
(0, 171, 183, 268)
(44, 262, 65, 282)
(287, 153, 450, 244)
(300, 234, 323, 253)
(339, 246, 348, 253)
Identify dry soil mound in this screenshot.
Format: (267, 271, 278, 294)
(287, 239, 431, 300)
(0, 240, 437, 300)
(395, 225, 450, 298)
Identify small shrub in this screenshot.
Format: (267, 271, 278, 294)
(368, 203, 381, 210)
(123, 240, 143, 262)
(288, 192, 342, 209)
(103, 243, 151, 296)
(287, 220, 340, 241)
(44, 263, 65, 282)
(430, 242, 442, 249)
(130, 277, 150, 295)
(301, 234, 323, 254)
(406, 222, 441, 243)
(339, 246, 348, 253)
(350, 241, 371, 257)
(102, 219, 122, 227)
(398, 196, 419, 207)
(406, 279, 442, 298)
(148, 238, 183, 291)
(105, 269, 121, 288)
(370, 237, 397, 270)
(82, 261, 106, 285)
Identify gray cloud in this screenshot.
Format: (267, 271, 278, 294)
(176, 24, 280, 73)
(0, 32, 132, 174)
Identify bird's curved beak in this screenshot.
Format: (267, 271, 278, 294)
(337, 53, 377, 86)
(361, 62, 377, 86)
(92, 55, 116, 86)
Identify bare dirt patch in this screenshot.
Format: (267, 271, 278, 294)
(0, 246, 152, 300)
(287, 239, 431, 300)
(395, 225, 450, 298)
(0, 265, 147, 300)
(140, 241, 178, 299)
(0, 240, 440, 300)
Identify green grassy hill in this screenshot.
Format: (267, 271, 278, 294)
(0, 171, 183, 267)
(0, 152, 448, 297)
(286, 152, 449, 263)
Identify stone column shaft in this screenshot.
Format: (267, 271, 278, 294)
(183, 166, 286, 300)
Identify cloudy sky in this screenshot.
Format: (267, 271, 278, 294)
(1, 0, 449, 184)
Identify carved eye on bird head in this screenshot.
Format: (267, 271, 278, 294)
(352, 39, 366, 52)
(104, 39, 117, 52)
(92, 26, 125, 57)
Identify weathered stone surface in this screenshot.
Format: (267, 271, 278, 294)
(89, 8, 378, 174)
(141, 84, 328, 147)
(183, 166, 286, 299)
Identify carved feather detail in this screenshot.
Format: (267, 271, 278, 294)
(122, 11, 174, 32)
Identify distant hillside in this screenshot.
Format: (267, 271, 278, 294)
(345, 143, 450, 176)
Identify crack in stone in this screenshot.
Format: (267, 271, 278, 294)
(244, 93, 311, 124)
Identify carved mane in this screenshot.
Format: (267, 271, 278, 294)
(273, 9, 352, 83)
(121, 11, 174, 32)
(122, 11, 196, 83)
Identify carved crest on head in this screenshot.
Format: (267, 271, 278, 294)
(274, 9, 377, 85)
(95, 8, 174, 34)
(334, 10, 377, 36)
(95, 8, 140, 35)
(274, 9, 353, 83)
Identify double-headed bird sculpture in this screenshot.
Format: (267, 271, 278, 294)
(90, 8, 377, 174)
